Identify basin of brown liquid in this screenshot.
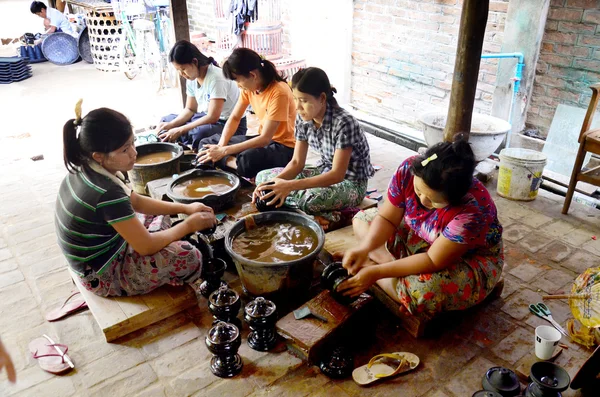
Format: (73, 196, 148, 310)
(135, 151, 174, 165)
(232, 221, 318, 264)
(172, 175, 234, 198)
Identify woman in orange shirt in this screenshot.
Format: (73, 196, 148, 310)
(197, 48, 296, 179)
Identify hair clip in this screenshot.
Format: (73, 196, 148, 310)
(421, 153, 438, 167)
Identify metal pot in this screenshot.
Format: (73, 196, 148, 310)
(166, 169, 240, 212)
(130, 142, 183, 195)
(224, 211, 325, 298)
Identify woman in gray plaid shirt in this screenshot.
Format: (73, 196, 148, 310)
(254, 67, 374, 227)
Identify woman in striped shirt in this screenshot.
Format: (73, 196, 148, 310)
(55, 101, 216, 297)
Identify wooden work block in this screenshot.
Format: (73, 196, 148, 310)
(276, 290, 374, 363)
(358, 197, 378, 210)
(146, 175, 173, 201)
(69, 268, 197, 342)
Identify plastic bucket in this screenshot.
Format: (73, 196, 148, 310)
(497, 148, 547, 201)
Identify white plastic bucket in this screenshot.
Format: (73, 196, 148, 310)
(497, 148, 547, 201)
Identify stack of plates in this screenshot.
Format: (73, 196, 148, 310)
(0, 57, 32, 84)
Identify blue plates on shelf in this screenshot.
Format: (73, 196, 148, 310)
(41, 33, 79, 65)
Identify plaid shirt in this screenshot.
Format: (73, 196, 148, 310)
(295, 104, 374, 182)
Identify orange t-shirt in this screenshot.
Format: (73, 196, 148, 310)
(240, 81, 296, 148)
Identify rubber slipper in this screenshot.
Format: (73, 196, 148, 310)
(29, 336, 74, 375)
(45, 291, 88, 322)
(352, 352, 419, 386)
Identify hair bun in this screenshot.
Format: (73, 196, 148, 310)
(331, 86, 337, 94)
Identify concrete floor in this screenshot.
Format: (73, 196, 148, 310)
(2, 26, 600, 397)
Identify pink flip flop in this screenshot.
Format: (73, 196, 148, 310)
(45, 292, 88, 322)
(29, 335, 75, 375)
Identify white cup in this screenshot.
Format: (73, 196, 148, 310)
(535, 325, 561, 360)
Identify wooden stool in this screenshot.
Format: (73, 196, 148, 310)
(69, 269, 197, 342)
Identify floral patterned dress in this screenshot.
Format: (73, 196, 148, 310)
(355, 158, 504, 317)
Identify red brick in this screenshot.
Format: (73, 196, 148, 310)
(544, 31, 578, 44)
(573, 58, 600, 71)
(419, 3, 441, 13)
(536, 61, 549, 74)
(578, 35, 600, 46)
(529, 106, 541, 115)
(549, 8, 584, 22)
(440, 24, 459, 34)
(546, 20, 559, 31)
(547, 65, 587, 79)
(540, 53, 573, 66)
(430, 14, 455, 24)
(373, 14, 393, 23)
(594, 49, 600, 60)
(556, 44, 591, 57)
(407, 10, 430, 21)
(489, 1, 509, 12)
(390, 7, 407, 18)
(442, 6, 461, 16)
(582, 10, 600, 24)
(532, 85, 547, 96)
(557, 22, 597, 34)
(365, 4, 384, 13)
(547, 88, 580, 103)
(566, 0, 600, 7)
(438, 0, 458, 5)
(551, 0, 566, 6)
(541, 42, 555, 53)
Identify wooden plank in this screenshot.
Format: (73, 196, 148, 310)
(113, 295, 150, 318)
(69, 268, 197, 342)
(358, 198, 377, 211)
(276, 290, 374, 363)
(323, 225, 356, 255)
(69, 268, 128, 331)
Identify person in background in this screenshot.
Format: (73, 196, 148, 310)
(253, 67, 373, 227)
(339, 138, 504, 318)
(56, 100, 216, 297)
(0, 337, 16, 383)
(156, 40, 246, 150)
(197, 48, 296, 179)
(30, 1, 75, 37)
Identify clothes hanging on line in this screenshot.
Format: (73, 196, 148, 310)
(230, 0, 259, 36)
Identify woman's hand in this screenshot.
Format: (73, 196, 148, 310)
(257, 178, 292, 207)
(197, 144, 227, 164)
(159, 126, 187, 143)
(342, 247, 370, 276)
(155, 121, 171, 133)
(185, 203, 214, 215)
(184, 212, 217, 233)
(336, 266, 379, 298)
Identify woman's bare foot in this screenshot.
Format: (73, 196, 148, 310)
(368, 246, 395, 264)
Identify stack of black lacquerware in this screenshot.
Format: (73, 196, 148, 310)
(0, 57, 32, 84)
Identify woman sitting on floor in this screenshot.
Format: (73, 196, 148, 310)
(338, 138, 504, 317)
(56, 100, 216, 297)
(156, 40, 247, 149)
(196, 48, 296, 179)
(252, 67, 374, 227)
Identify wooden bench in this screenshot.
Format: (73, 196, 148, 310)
(323, 225, 429, 338)
(69, 269, 197, 342)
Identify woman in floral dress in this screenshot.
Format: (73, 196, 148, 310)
(338, 138, 503, 317)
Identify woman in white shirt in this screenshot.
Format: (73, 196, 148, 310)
(157, 40, 247, 150)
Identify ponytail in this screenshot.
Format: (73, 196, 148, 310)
(63, 119, 83, 173)
(291, 67, 338, 108)
(61, 100, 133, 173)
(222, 48, 285, 86)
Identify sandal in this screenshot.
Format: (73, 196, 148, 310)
(29, 335, 74, 375)
(352, 352, 419, 386)
(45, 291, 88, 322)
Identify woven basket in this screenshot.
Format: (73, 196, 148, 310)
(78, 27, 93, 63)
(41, 33, 79, 65)
(86, 11, 123, 72)
(241, 24, 282, 59)
(274, 57, 306, 81)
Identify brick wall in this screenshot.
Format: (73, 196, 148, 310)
(186, 0, 218, 39)
(351, 0, 509, 128)
(527, 0, 600, 137)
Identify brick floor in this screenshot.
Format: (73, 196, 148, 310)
(2, 64, 600, 397)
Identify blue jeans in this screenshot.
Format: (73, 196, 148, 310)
(160, 113, 247, 150)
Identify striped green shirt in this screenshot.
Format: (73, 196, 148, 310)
(55, 167, 135, 276)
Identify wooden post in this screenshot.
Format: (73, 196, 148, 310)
(443, 0, 489, 142)
(169, 0, 191, 106)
